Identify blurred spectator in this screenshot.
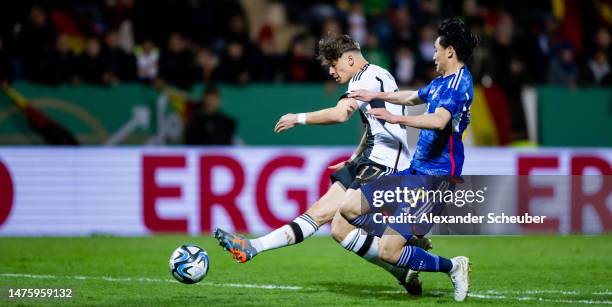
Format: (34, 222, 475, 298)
(547, 43, 578, 87)
(415, 24, 436, 82)
(362, 32, 390, 70)
(158, 32, 196, 89)
(216, 40, 250, 84)
(505, 57, 529, 141)
(194, 48, 219, 83)
(490, 13, 516, 87)
(48, 34, 77, 84)
(18, 6, 54, 83)
(348, 3, 367, 46)
(103, 30, 136, 82)
(581, 49, 611, 86)
(389, 7, 413, 46)
(226, 14, 250, 45)
(185, 85, 236, 145)
(321, 19, 342, 36)
(134, 39, 159, 82)
(415, 0, 439, 28)
(534, 15, 561, 82)
(393, 44, 415, 86)
(417, 25, 436, 64)
(285, 35, 320, 82)
(0, 0, 610, 91)
(594, 27, 611, 55)
(255, 36, 284, 82)
(74, 38, 109, 85)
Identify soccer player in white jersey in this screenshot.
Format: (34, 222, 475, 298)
(214, 34, 430, 295)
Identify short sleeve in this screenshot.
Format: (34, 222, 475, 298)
(417, 82, 432, 102)
(437, 85, 468, 117)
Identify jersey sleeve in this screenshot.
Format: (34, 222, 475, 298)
(417, 82, 432, 102)
(437, 82, 469, 117)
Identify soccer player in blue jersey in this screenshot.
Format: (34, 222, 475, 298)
(341, 18, 479, 301)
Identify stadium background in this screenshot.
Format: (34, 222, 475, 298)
(0, 0, 610, 306)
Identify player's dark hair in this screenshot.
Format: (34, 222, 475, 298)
(317, 34, 360, 66)
(438, 18, 480, 62)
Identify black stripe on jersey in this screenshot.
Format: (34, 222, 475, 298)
(354, 63, 370, 81)
(358, 110, 374, 159)
(370, 77, 386, 125)
(375, 76, 384, 91)
(393, 143, 402, 171)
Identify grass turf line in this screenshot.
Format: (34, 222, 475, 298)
(0, 235, 610, 306)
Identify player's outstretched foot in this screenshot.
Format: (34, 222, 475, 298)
(400, 269, 422, 296)
(448, 256, 470, 302)
(213, 228, 257, 263)
(400, 236, 432, 296)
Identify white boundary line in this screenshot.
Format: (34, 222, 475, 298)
(0, 273, 302, 290)
(469, 293, 612, 305)
(1, 273, 610, 305)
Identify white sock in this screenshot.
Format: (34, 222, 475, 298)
(341, 228, 406, 281)
(250, 225, 292, 253)
(251, 214, 319, 253)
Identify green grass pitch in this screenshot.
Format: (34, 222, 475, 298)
(0, 235, 610, 306)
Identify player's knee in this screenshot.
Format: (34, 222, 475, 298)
(378, 240, 399, 263)
(339, 198, 359, 222)
(305, 201, 334, 226)
(330, 214, 350, 243)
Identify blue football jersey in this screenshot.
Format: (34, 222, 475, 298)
(410, 66, 473, 176)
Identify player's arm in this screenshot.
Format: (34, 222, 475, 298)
(368, 107, 451, 130)
(348, 89, 423, 106)
(274, 98, 358, 133)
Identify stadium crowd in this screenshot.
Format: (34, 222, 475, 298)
(0, 0, 610, 142)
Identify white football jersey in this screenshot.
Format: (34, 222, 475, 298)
(346, 63, 411, 170)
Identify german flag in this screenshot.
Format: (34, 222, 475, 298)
(469, 84, 512, 146)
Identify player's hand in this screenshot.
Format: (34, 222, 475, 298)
(348, 89, 378, 102)
(274, 113, 298, 133)
(328, 160, 349, 170)
(368, 108, 399, 124)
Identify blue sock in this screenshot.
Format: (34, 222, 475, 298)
(353, 213, 386, 237)
(348, 214, 369, 228)
(395, 246, 453, 273)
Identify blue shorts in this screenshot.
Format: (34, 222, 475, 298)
(360, 168, 455, 239)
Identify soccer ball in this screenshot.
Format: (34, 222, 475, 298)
(169, 244, 209, 284)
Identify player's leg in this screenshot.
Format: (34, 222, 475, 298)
(338, 187, 369, 223)
(330, 209, 408, 281)
(214, 181, 346, 262)
(331, 187, 426, 295)
(249, 181, 346, 252)
(379, 226, 470, 301)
